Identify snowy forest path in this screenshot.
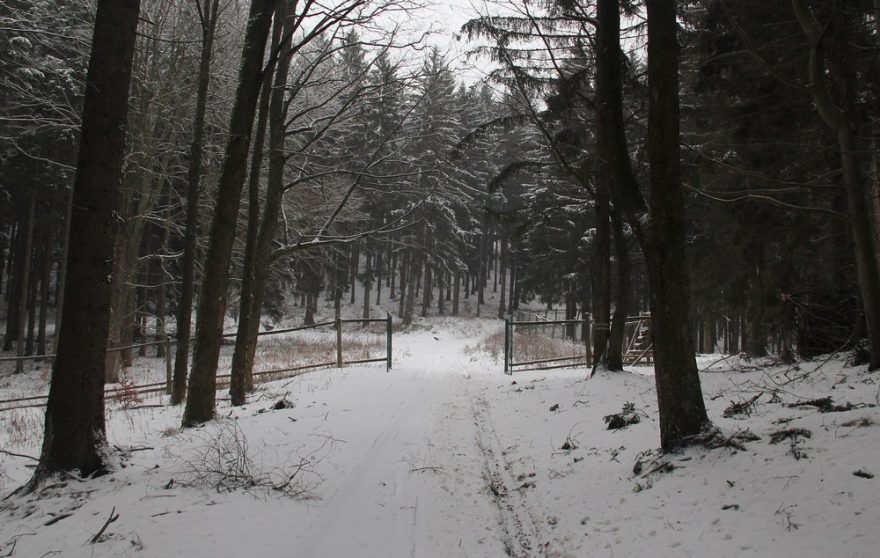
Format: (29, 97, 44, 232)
(293, 322, 519, 557)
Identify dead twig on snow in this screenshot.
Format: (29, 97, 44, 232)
(89, 506, 119, 544)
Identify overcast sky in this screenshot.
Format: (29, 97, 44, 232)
(387, 0, 496, 84)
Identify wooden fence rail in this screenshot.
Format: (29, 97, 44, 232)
(0, 314, 394, 413)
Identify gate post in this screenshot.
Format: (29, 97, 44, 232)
(386, 313, 392, 371)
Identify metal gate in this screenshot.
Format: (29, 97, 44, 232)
(503, 316, 592, 374)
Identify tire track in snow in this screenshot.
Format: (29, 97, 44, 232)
(297, 375, 421, 558)
(297, 366, 505, 557)
(463, 372, 546, 558)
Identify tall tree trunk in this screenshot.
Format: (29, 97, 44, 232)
(744, 239, 767, 357)
(37, 225, 53, 356)
(375, 250, 382, 305)
(53, 186, 73, 350)
(229, 15, 279, 407)
(15, 193, 36, 373)
(33, 0, 140, 482)
(349, 243, 359, 305)
(607, 207, 630, 371)
(403, 253, 417, 326)
(497, 238, 507, 319)
(452, 270, 460, 316)
(642, 0, 709, 448)
(702, 318, 715, 354)
(477, 234, 485, 312)
(363, 247, 372, 324)
(591, 179, 611, 367)
(4, 224, 20, 352)
(596, 0, 708, 448)
(492, 235, 498, 293)
(389, 246, 396, 295)
(183, 0, 276, 427)
(420, 260, 431, 318)
(398, 250, 408, 318)
(25, 240, 38, 356)
(301, 265, 320, 326)
(104, 217, 127, 383)
(437, 267, 445, 315)
(172, 0, 220, 405)
(154, 188, 170, 358)
(155, 259, 166, 358)
(0, 224, 6, 295)
(509, 249, 517, 311)
(105, 168, 155, 382)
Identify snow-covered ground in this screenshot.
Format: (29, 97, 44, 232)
(1, 317, 878, 557)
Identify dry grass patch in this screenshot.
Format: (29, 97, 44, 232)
(0, 408, 43, 449)
(254, 334, 384, 374)
(466, 329, 586, 365)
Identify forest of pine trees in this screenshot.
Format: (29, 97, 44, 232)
(1, 0, 878, 474)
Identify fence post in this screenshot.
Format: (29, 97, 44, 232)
(386, 313, 392, 371)
(504, 317, 510, 375)
(336, 316, 343, 368)
(164, 336, 173, 395)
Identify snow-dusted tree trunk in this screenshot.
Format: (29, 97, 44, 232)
(33, 0, 140, 482)
(183, 0, 276, 427)
(606, 207, 630, 371)
(172, 0, 220, 405)
(642, 0, 709, 447)
(595, 0, 708, 449)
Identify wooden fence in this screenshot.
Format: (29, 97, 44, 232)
(0, 314, 393, 412)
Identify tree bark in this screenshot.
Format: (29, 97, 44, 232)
(596, 0, 708, 448)
(398, 250, 408, 318)
(4, 225, 21, 353)
(183, 0, 276, 427)
(53, 186, 73, 351)
(420, 260, 431, 318)
(33, 0, 140, 482)
(403, 253, 417, 325)
(375, 250, 382, 305)
(452, 270, 460, 315)
(229, 14, 279, 407)
(437, 267, 445, 315)
(15, 193, 36, 373)
(172, 0, 220, 405)
(0, 224, 6, 296)
(26, 241, 38, 356)
(363, 248, 372, 324)
(607, 206, 630, 371)
(591, 178, 611, 366)
(643, 0, 709, 448)
(37, 225, 53, 356)
(477, 234, 485, 311)
(509, 249, 517, 311)
(497, 238, 507, 319)
(349, 243, 358, 304)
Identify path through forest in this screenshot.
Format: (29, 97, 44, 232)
(294, 323, 544, 558)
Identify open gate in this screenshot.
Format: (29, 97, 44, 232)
(503, 316, 592, 375)
(502, 313, 653, 374)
